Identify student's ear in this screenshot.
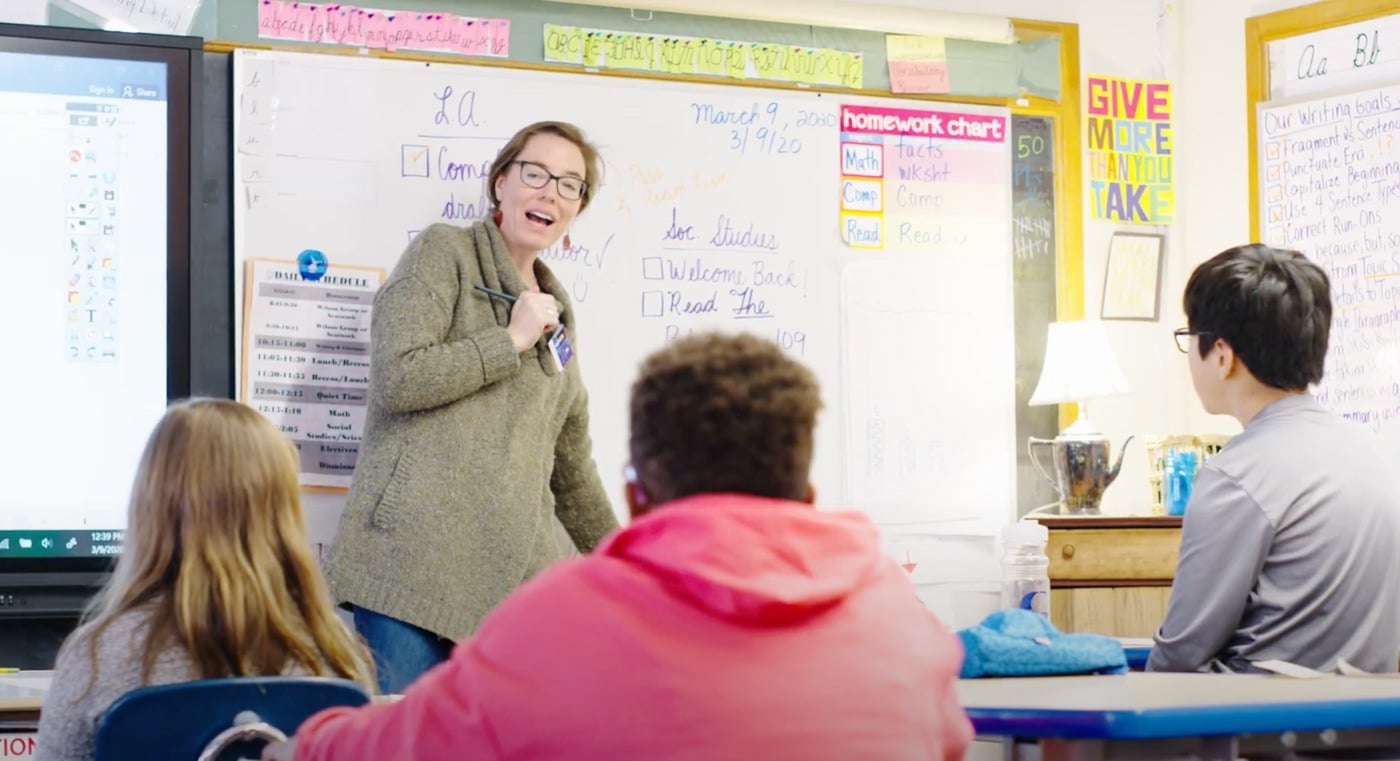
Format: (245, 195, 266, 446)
(802, 483, 816, 505)
(1215, 340, 1237, 381)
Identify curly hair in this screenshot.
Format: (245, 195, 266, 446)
(628, 332, 823, 505)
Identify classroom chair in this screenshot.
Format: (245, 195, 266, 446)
(93, 676, 370, 761)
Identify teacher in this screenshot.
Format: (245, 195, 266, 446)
(324, 121, 620, 694)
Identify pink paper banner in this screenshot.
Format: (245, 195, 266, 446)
(840, 105, 1006, 144)
(257, 1, 510, 58)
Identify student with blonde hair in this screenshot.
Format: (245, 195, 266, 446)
(37, 399, 374, 761)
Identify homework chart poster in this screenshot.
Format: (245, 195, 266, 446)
(1085, 75, 1173, 225)
(837, 104, 1008, 250)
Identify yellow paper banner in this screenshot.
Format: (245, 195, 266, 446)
(542, 24, 863, 88)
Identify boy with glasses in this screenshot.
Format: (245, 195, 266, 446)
(1148, 243, 1400, 673)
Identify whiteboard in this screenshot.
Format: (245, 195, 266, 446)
(232, 48, 1016, 529)
(1257, 82, 1400, 457)
(1267, 13, 1400, 101)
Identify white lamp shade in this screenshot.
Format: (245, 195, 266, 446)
(1028, 320, 1133, 406)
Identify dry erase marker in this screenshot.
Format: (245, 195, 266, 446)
(0, 668, 19, 674)
(473, 285, 516, 304)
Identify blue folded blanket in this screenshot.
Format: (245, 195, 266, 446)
(957, 609, 1128, 678)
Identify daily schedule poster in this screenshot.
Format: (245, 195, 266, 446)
(240, 258, 384, 489)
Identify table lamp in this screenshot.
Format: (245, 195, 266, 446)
(1027, 320, 1134, 515)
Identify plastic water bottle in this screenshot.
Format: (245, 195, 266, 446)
(1000, 521, 1051, 619)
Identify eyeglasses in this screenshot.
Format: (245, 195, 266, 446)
(1172, 328, 1214, 353)
(513, 160, 587, 201)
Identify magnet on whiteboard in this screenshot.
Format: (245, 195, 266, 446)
(297, 249, 328, 281)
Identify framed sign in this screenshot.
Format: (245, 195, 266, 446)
(1101, 232, 1164, 321)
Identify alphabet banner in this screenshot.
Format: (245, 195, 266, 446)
(1085, 75, 1173, 225)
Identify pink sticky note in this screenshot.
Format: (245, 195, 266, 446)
(416, 13, 450, 52)
(362, 10, 391, 49)
(289, 2, 315, 41)
(491, 19, 511, 57)
(383, 15, 401, 51)
(456, 18, 488, 56)
(258, 0, 297, 40)
(322, 5, 349, 44)
(888, 60, 950, 94)
(303, 4, 328, 43)
(256, 0, 280, 38)
(402, 14, 426, 50)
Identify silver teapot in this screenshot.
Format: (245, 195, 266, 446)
(1028, 432, 1134, 515)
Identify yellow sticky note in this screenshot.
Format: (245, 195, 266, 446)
(543, 24, 584, 64)
(658, 38, 690, 75)
(842, 53, 864, 89)
(794, 49, 819, 84)
(774, 46, 813, 84)
(696, 40, 724, 77)
(751, 44, 780, 80)
(600, 33, 618, 68)
(678, 39, 698, 75)
(724, 43, 747, 79)
(816, 49, 839, 86)
(886, 34, 947, 63)
(603, 34, 653, 71)
(581, 31, 603, 66)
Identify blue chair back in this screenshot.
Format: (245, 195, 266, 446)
(94, 676, 370, 761)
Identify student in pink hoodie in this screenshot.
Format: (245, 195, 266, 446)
(264, 332, 972, 761)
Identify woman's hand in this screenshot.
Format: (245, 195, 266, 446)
(261, 739, 297, 761)
(506, 291, 561, 352)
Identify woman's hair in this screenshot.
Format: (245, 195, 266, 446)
(628, 332, 823, 505)
(73, 398, 373, 690)
(487, 120, 602, 212)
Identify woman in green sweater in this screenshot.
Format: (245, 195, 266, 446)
(324, 121, 620, 694)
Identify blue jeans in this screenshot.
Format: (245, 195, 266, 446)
(352, 606, 454, 695)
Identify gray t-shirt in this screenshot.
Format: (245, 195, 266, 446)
(1149, 394, 1400, 673)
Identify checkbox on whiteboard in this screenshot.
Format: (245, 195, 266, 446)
(641, 257, 664, 280)
(1266, 164, 1280, 181)
(1266, 140, 1281, 159)
(406, 229, 421, 244)
(1267, 184, 1282, 203)
(641, 291, 664, 317)
(1269, 226, 1285, 243)
(1269, 204, 1283, 222)
(400, 144, 429, 177)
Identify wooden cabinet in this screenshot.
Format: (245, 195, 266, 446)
(1039, 516, 1182, 638)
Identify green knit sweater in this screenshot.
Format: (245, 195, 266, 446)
(324, 221, 619, 641)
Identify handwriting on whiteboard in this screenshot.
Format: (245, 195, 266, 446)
(61, 0, 202, 35)
(1270, 15, 1400, 100)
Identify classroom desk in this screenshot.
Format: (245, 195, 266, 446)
(958, 673, 1400, 761)
(0, 672, 51, 732)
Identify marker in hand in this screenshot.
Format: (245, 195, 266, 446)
(473, 285, 517, 305)
(475, 285, 561, 351)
